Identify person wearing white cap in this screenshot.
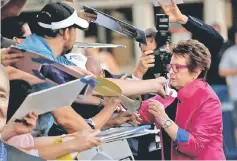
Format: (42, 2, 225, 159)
(15, 2, 100, 137)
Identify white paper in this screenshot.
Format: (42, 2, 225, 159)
(9, 79, 85, 122)
(65, 53, 88, 70)
(152, 0, 184, 6)
(98, 125, 152, 142)
(74, 42, 125, 48)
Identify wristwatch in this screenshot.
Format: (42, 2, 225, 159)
(162, 119, 172, 129)
(85, 118, 96, 129)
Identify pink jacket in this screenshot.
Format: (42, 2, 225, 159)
(139, 79, 226, 160)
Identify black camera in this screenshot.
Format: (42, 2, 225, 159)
(150, 14, 172, 77)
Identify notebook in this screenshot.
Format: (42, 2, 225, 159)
(83, 5, 147, 45)
(9, 79, 86, 122)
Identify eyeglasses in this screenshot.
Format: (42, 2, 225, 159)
(166, 64, 188, 73)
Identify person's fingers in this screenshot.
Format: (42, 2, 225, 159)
(85, 13, 97, 18)
(89, 138, 102, 147)
(157, 77, 168, 84)
(26, 112, 36, 120)
(141, 54, 155, 61)
(171, 0, 175, 6)
(23, 117, 35, 126)
(88, 137, 102, 144)
(80, 129, 95, 136)
(159, 88, 167, 98)
(2, 53, 23, 61)
(143, 50, 154, 56)
(90, 129, 101, 137)
(3, 58, 21, 66)
(120, 111, 133, 117)
(141, 60, 155, 68)
(94, 137, 102, 144)
(136, 117, 143, 123)
(148, 109, 157, 116)
(7, 53, 23, 59)
(148, 102, 162, 111)
(31, 112, 38, 120)
(116, 106, 121, 112)
(169, 90, 175, 97)
(148, 104, 159, 112)
(158, 0, 168, 13)
(148, 103, 159, 110)
(0, 48, 9, 57)
(29, 112, 38, 121)
(1, 48, 7, 52)
(148, 54, 155, 59)
(116, 104, 124, 112)
(120, 73, 128, 80)
(146, 64, 155, 68)
(149, 108, 160, 116)
(148, 99, 164, 108)
(131, 115, 138, 124)
(118, 105, 126, 112)
(144, 58, 155, 64)
(80, 10, 97, 22)
(124, 116, 133, 123)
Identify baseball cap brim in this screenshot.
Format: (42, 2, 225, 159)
(74, 16, 89, 29)
(37, 7, 89, 30)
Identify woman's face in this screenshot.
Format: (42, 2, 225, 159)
(169, 54, 199, 90)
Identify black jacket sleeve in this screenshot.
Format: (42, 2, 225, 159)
(182, 15, 224, 55)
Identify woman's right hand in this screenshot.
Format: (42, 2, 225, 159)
(158, 0, 188, 24)
(71, 129, 102, 152)
(103, 97, 121, 110)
